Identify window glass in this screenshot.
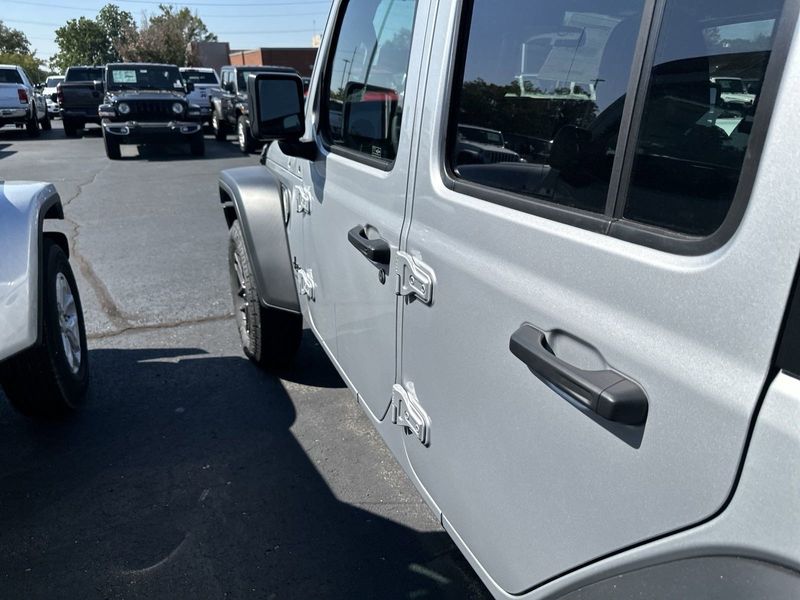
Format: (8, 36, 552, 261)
(182, 70, 218, 85)
(106, 66, 184, 91)
(65, 68, 104, 82)
(323, 0, 417, 162)
(0, 69, 23, 84)
(450, 0, 646, 213)
(624, 0, 785, 235)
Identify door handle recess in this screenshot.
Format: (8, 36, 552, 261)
(348, 225, 390, 265)
(510, 324, 648, 425)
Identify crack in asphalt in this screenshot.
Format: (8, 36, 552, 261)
(87, 314, 235, 340)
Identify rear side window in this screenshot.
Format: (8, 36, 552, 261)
(449, 0, 789, 247)
(322, 0, 418, 164)
(623, 0, 786, 235)
(449, 0, 647, 214)
(0, 69, 23, 84)
(66, 68, 103, 82)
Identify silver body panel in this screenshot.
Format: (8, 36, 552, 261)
(0, 181, 61, 363)
(230, 0, 800, 596)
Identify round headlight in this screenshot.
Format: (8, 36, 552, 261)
(172, 102, 184, 114)
(117, 102, 130, 115)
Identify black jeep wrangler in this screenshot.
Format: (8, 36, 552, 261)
(98, 63, 204, 160)
(211, 65, 298, 153)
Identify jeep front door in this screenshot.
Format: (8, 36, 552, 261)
(399, 0, 797, 594)
(298, 0, 425, 419)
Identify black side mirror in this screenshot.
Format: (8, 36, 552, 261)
(185, 81, 195, 93)
(93, 80, 104, 93)
(247, 72, 305, 142)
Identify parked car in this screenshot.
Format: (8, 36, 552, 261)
(58, 66, 105, 137)
(179, 67, 222, 125)
(211, 64, 298, 153)
(0, 181, 89, 417)
(0, 65, 50, 136)
(217, 0, 800, 598)
(710, 76, 757, 106)
(455, 124, 524, 165)
(42, 74, 64, 117)
(98, 62, 204, 159)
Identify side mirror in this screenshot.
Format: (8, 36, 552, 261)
(185, 81, 195, 93)
(93, 80, 104, 93)
(247, 72, 305, 142)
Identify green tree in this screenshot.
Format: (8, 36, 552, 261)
(0, 21, 31, 54)
(118, 4, 217, 67)
(50, 4, 135, 72)
(0, 52, 46, 83)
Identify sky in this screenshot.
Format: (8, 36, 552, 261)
(2, 0, 334, 65)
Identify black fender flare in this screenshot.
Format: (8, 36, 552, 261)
(219, 166, 300, 314)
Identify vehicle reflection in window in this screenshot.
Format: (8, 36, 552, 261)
(624, 3, 784, 236)
(450, 0, 646, 214)
(325, 0, 417, 162)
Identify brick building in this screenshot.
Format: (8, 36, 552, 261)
(229, 48, 318, 77)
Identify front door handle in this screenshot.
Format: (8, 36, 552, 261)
(510, 324, 648, 425)
(348, 225, 390, 265)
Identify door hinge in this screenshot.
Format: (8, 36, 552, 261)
(294, 263, 316, 300)
(395, 251, 434, 305)
(294, 185, 312, 215)
(391, 383, 431, 446)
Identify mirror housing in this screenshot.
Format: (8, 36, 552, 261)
(93, 80, 104, 93)
(185, 81, 195, 93)
(247, 72, 305, 142)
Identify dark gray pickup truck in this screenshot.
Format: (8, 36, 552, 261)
(58, 66, 104, 137)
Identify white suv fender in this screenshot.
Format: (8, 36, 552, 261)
(0, 181, 67, 362)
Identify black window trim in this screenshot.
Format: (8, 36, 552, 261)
(316, 0, 418, 173)
(439, 0, 799, 256)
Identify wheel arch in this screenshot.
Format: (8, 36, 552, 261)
(219, 167, 300, 314)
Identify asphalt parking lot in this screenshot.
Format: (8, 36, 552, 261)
(0, 121, 490, 599)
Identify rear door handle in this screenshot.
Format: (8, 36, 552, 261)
(510, 324, 648, 425)
(348, 225, 390, 266)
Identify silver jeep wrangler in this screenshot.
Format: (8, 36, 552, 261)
(0, 182, 89, 417)
(219, 0, 800, 597)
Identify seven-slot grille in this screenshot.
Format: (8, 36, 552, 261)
(125, 100, 183, 119)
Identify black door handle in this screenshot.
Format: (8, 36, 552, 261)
(348, 225, 390, 265)
(510, 324, 648, 425)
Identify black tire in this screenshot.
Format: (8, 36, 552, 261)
(41, 108, 52, 131)
(26, 105, 40, 137)
(103, 130, 121, 160)
(228, 221, 302, 370)
(63, 119, 79, 137)
(190, 131, 205, 156)
(0, 240, 89, 418)
(237, 115, 256, 154)
(212, 111, 227, 141)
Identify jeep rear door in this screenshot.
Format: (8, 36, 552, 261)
(398, 0, 799, 594)
(296, 0, 427, 419)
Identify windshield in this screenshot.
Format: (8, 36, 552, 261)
(182, 70, 218, 85)
(66, 68, 104, 82)
(45, 76, 64, 87)
(107, 66, 184, 91)
(0, 69, 23, 84)
(459, 126, 504, 147)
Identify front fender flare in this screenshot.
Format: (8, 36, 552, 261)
(0, 182, 64, 363)
(219, 167, 300, 314)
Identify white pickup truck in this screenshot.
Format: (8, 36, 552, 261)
(0, 65, 50, 136)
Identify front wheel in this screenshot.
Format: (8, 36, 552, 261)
(228, 221, 302, 370)
(212, 111, 227, 141)
(103, 130, 121, 160)
(237, 116, 256, 154)
(0, 240, 89, 418)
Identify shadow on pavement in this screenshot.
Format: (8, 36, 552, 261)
(0, 342, 489, 599)
(0, 143, 15, 159)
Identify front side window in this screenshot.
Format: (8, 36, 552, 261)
(450, 0, 647, 214)
(323, 0, 418, 163)
(623, 0, 786, 235)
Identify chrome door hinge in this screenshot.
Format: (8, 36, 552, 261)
(395, 251, 434, 305)
(391, 383, 431, 446)
(294, 185, 312, 215)
(294, 263, 316, 300)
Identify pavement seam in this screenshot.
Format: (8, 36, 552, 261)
(87, 313, 235, 340)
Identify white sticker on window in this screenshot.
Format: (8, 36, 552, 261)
(112, 70, 137, 83)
